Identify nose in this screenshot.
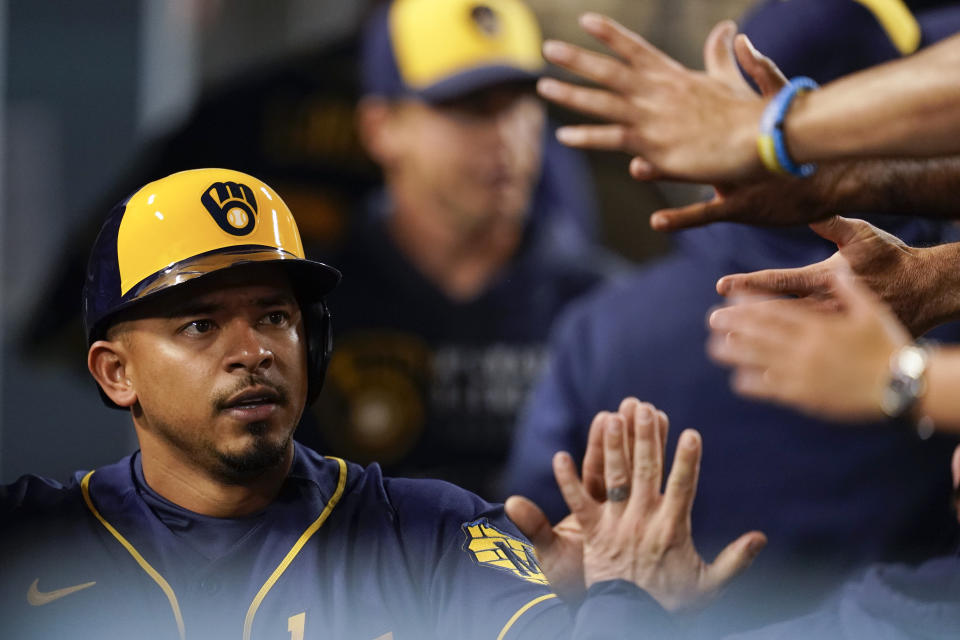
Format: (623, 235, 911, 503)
(224, 320, 274, 374)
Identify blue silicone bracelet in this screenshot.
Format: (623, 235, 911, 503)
(758, 76, 820, 177)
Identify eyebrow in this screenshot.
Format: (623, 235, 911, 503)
(164, 294, 297, 318)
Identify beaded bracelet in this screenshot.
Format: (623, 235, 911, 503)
(757, 76, 819, 177)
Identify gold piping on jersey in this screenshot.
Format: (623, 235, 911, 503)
(853, 0, 920, 55)
(81, 471, 186, 640)
(242, 456, 349, 640)
(496, 593, 558, 640)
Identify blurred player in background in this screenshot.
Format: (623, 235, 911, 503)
(295, 0, 621, 499)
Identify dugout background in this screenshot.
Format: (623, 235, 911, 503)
(0, 0, 755, 483)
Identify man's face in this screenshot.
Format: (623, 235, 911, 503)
(111, 266, 309, 482)
(385, 85, 545, 233)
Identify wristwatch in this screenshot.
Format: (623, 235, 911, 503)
(880, 343, 930, 420)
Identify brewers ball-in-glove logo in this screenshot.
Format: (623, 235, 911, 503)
(470, 5, 499, 36)
(201, 181, 258, 236)
(461, 519, 548, 585)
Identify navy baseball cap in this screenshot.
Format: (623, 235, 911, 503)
(360, 0, 545, 103)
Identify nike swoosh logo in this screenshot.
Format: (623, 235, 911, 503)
(27, 578, 96, 606)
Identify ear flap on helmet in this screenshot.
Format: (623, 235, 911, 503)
(304, 299, 333, 406)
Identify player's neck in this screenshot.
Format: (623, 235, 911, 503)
(388, 189, 523, 302)
(136, 435, 294, 518)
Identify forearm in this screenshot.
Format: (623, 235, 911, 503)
(784, 33, 960, 163)
(826, 156, 960, 218)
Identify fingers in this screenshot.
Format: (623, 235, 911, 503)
(951, 444, 960, 491)
(578, 12, 677, 71)
(554, 451, 599, 524)
(603, 415, 631, 509)
(703, 21, 744, 90)
(662, 430, 702, 529)
(555, 124, 632, 151)
(809, 216, 861, 247)
(650, 198, 727, 231)
(729, 367, 781, 400)
(505, 496, 555, 550)
(541, 40, 635, 94)
(629, 404, 662, 511)
(707, 327, 791, 370)
(629, 156, 664, 182)
(733, 34, 786, 97)
(709, 298, 808, 335)
(655, 410, 669, 464)
(583, 412, 610, 502)
(539, 78, 639, 124)
(703, 531, 767, 594)
(716, 264, 829, 298)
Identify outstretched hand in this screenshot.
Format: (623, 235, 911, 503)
(511, 399, 765, 612)
(538, 13, 871, 232)
(709, 268, 912, 421)
(715, 216, 946, 337)
(538, 13, 765, 185)
(506, 398, 661, 604)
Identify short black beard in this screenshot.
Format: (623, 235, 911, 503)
(213, 424, 291, 484)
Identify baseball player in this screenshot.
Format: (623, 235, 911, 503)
(0, 169, 760, 639)
(295, 0, 621, 500)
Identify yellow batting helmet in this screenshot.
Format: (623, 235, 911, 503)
(83, 168, 341, 407)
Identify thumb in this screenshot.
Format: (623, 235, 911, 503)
(809, 216, 860, 247)
(505, 496, 556, 551)
(703, 531, 766, 593)
(703, 20, 742, 88)
(733, 34, 786, 97)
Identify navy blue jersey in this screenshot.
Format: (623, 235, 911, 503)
(296, 192, 621, 500)
(0, 444, 658, 640)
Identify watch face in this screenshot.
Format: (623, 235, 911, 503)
(881, 378, 909, 418)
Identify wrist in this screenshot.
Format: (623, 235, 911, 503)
(757, 78, 819, 177)
(880, 341, 932, 425)
(913, 243, 960, 334)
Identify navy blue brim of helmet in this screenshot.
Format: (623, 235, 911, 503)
(85, 246, 341, 345)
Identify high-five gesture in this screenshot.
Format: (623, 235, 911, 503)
(553, 401, 766, 611)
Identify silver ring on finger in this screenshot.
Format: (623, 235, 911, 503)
(607, 484, 630, 502)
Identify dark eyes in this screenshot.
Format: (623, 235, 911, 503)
(178, 310, 290, 337)
(264, 310, 290, 326)
(182, 319, 214, 336)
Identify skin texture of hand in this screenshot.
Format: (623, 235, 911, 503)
(709, 269, 912, 421)
(506, 398, 666, 605)
(537, 13, 765, 185)
(716, 216, 960, 337)
(530, 400, 765, 612)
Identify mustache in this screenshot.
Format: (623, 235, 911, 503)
(212, 375, 289, 412)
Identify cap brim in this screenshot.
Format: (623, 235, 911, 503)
(416, 65, 541, 103)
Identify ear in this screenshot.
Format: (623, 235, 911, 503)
(356, 96, 404, 166)
(88, 340, 138, 408)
